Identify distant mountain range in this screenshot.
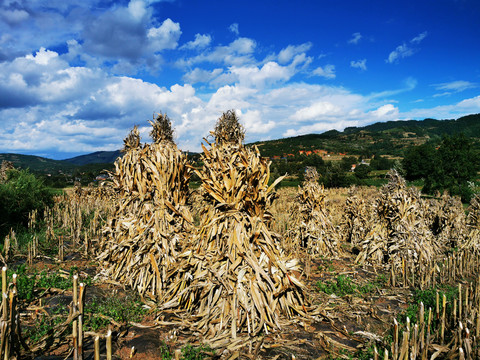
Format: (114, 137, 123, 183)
(63, 150, 122, 166)
(1, 113, 479, 174)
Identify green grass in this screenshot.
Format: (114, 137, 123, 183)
(316, 274, 387, 297)
(84, 294, 148, 331)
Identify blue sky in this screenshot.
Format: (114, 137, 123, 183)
(0, 0, 479, 159)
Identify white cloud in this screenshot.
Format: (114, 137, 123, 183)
(312, 64, 336, 79)
(182, 68, 223, 84)
(432, 80, 477, 97)
(348, 32, 362, 44)
(180, 33, 212, 50)
(386, 43, 414, 63)
(291, 101, 342, 121)
(0, 8, 29, 25)
(277, 43, 312, 64)
(404, 95, 480, 120)
(147, 18, 182, 52)
(386, 31, 428, 64)
(229, 23, 239, 35)
(350, 59, 367, 71)
(177, 37, 256, 67)
(370, 104, 399, 119)
(411, 31, 428, 44)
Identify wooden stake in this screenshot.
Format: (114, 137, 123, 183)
(441, 294, 446, 344)
(106, 329, 112, 360)
(1, 267, 6, 321)
(94, 336, 100, 360)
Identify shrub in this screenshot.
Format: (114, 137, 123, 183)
(0, 169, 54, 236)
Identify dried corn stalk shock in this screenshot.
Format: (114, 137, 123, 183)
(355, 170, 440, 266)
(97, 114, 193, 300)
(285, 167, 341, 257)
(157, 111, 307, 341)
(431, 194, 468, 249)
(462, 193, 480, 251)
(340, 186, 374, 247)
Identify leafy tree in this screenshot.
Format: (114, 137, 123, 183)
(402, 143, 437, 181)
(322, 163, 352, 188)
(0, 169, 54, 236)
(370, 155, 394, 171)
(403, 134, 478, 201)
(340, 156, 358, 172)
(354, 164, 370, 179)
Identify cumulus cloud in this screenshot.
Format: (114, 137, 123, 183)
(176, 37, 257, 67)
(180, 33, 212, 50)
(312, 64, 336, 79)
(350, 59, 367, 71)
(0, 8, 30, 25)
(182, 68, 223, 84)
(277, 43, 312, 64)
(147, 18, 182, 52)
(348, 32, 362, 44)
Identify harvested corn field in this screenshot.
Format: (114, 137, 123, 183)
(2, 112, 480, 359)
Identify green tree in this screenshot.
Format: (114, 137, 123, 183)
(0, 169, 54, 236)
(403, 134, 478, 201)
(427, 134, 477, 201)
(402, 142, 437, 181)
(370, 155, 394, 171)
(340, 156, 358, 172)
(354, 164, 370, 179)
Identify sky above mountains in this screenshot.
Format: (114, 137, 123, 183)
(1, 0, 479, 159)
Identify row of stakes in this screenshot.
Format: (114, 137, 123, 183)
(0, 266, 122, 359)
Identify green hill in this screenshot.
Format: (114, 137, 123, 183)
(63, 150, 122, 166)
(0, 153, 76, 174)
(252, 113, 480, 157)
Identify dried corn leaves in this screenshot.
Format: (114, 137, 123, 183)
(98, 115, 193, 299)
(98, 111, 306, 339)
(286, 167, 340, 257)
(355, 170, 440, 265)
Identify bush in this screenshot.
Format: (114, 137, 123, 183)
(0, 169, 54, 236)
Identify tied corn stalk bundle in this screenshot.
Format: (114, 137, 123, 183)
(285, 167, 340, 257)
(98, 114, 193, 299)
(340, 186, 374, 246)
(461, 194, 480, 251)
(157, 111, 307, 338)
(431, 194, 468, 249)
(356, 170, 440, 266)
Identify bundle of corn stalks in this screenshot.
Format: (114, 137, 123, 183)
(461, 194, 480, 251)
(340, 186, 374, 246)
(285, 167, 340, 256)
(97, 113, 193, 299)
(157, 111, 307, 338)
(355, 170, 440, 265)
(431, 194, 468, 249)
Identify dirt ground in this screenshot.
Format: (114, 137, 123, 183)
(20, 247, 406, 360)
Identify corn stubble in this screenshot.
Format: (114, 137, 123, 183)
(98, 111, 306, 340)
